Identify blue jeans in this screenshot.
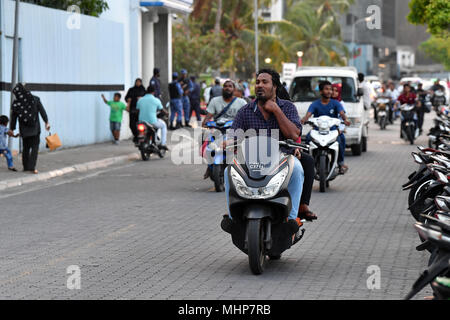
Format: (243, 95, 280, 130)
(170, 99, 183, 123)
(225, 157, 304, 221)
(151, 119, 167, 145)
(182, 96, 190, 122)
(0, 148, 14, 168)
(337, 133, 346, 166)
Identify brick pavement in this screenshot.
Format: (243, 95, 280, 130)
(0, 115, 434, 300)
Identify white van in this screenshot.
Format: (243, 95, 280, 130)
(289, 66, 369, 156)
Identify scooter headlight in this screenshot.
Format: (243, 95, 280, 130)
(230, 166, 289, 199)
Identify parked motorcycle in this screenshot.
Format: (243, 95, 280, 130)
(428, 107, 450, 149)
(222, 136, 309, 275)
(306, 116, 342, 193)
(403, 145, 450, 300)
(136, 111, 167, 161)
(204, 120, 233, 192)
(405, 220, 450, 300)
(400, 103, 419, 145)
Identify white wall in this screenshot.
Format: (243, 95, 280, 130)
(1, 0, 126, 149)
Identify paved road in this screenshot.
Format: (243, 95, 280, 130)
(0, 116, 433, 300)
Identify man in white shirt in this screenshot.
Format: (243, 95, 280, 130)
(358, 73, 373, 111)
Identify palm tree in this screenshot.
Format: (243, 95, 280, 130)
(262, 2, 349, 66)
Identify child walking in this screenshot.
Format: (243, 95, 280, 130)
(0, 115, 19, 171)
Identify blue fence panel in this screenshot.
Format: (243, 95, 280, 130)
(1, 0, 125, 150)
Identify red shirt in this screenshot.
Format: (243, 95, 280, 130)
(397, 92, 417, 105)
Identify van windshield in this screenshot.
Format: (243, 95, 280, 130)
(289, 76, 358, 103)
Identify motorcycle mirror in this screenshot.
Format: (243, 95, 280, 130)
(414, 223, 429, 241)
(434, 170, 449, 184)
(435, 197, 448, 211)
(412, 152, 423, 164)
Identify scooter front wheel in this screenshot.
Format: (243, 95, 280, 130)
(319, 155, 327, 193)
(408, 126, 415, 145)
(247, 219, 266, 275)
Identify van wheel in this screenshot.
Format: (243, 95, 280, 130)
(351, 143, 362, 156)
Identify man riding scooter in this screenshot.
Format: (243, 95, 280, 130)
(201, 80, 247, 180)
(301, 81, 351, 174)
(221, 69, 305, 238)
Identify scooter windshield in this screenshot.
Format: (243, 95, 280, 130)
(240, 136, 282, 180)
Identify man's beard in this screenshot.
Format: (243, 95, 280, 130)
(223, 91, 233, 99)
(321, 93, 331, 99)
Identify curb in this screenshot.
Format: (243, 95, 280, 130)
(0, 152, 140, 192)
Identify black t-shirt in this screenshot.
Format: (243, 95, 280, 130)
(125, 86, 146, 112)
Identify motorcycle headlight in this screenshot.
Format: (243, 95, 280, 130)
(230, 166, 289, 199)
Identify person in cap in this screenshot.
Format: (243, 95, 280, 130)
(168, 72, 184, 130)
(150, 68, 161, 100)
(209, 78, 223, 102)
(189, 76, 202, 123)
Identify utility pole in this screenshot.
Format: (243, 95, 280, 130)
(8, 0, 20, 150)
(254, 0, 259, 74)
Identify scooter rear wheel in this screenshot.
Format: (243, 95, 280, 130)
(141, 150, 150, 161)
(212, 164, 225, 192)
(247, 219, 266, 275)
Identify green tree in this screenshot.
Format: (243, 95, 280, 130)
(419, 36, 450, 70)
(22, 0, 109, 17)
(407, 0, 450, 38)
(262, 1, 349, 66)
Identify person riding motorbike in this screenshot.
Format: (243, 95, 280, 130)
(301, 81, 351, 174)
(136, 85, 169, 151)
(221, 69, 305, 236)
(201, 80, 247, 180)
(396, 84, 418, 138)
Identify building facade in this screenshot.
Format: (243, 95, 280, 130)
(340, 0, 439, 80)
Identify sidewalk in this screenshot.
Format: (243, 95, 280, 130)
(0, 118, 205, 191)
(0, 140, 140, 191)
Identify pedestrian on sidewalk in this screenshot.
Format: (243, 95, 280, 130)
(179, 69, 193, 127)
(101, 93, 128, 145)
(125, 78, 146, 144)
(149, 68, 161, 100)
(189, 76, 202, 123)
(0, 115, 19, 172)
(10, 83, 51, 174)
(168, 72, 183, 130)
